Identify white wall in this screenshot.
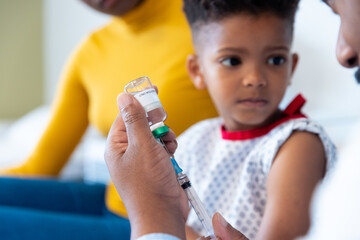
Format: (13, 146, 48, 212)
(43, 0, 109, 102)
(288, 0, 360, 146)
(43, 0, 360, 147)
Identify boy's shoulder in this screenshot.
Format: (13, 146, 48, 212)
(262, 117, 337, 172)
(267, 117, 327, 142)
(273, 117, 325, 135)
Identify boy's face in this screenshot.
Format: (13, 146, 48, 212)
(323, 0, 360, 82)
(187, 14, 298, 131)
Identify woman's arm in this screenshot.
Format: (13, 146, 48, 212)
(256, 131, 326, 240)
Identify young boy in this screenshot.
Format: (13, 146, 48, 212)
(176, 0, 337, 239)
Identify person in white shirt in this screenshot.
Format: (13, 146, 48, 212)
(104, 0, 360, 239)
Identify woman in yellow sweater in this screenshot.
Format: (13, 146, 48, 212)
(0, 0, 217, 239)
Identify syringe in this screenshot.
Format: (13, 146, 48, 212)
(158, 138, 215, 238)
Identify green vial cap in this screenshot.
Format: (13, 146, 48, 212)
(152, 125, 169, 138)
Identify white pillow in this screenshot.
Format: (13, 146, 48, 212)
(0, 105, 110, 183)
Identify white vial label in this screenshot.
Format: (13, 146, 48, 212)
(133, 88, 162, 113)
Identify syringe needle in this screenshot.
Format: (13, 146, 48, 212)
(158, 138, 172, 156)
(177, 172, 215, 238)
(158, 137, 215, 238)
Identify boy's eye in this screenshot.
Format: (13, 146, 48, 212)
(267, 56, 286, 65)
(221, 57, 241, 66)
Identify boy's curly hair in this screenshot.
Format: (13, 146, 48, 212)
(183, 0, 300, 30)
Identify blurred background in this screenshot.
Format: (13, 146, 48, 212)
(0, 0, 359, 182)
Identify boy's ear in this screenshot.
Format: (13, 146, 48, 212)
(291, 53, 299, 75)
(186, 54, 206, 90)
(288, 53, 299, 86)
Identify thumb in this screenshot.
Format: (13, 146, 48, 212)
(212, 213, 249, 240)
(117, 92, 153, 145)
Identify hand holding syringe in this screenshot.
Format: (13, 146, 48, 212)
(124, 77, 215, 238)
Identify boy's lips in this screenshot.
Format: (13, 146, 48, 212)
(237, 98, 268, 107)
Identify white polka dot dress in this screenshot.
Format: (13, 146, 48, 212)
(175, 95, 337, 239)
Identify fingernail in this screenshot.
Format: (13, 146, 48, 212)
(117, 93, 133, 110)
(216, 212, 228, 228)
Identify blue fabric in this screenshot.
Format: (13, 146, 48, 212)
(0, 177, 130, 240)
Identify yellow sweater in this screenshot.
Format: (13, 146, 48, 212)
(2, 0, 217, 216)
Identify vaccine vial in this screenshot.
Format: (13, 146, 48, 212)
(124, 76, 168, 138)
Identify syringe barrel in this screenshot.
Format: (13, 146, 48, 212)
(177, 173, 215, 238)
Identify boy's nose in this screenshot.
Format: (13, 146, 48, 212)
(336, 28, 358, 68)
(242, 70, 266, 88)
